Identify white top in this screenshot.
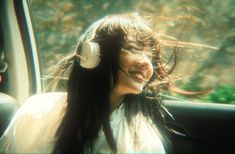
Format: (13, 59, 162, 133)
(0, 92, 165, 154)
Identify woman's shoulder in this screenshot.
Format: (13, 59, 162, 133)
(0, 92, 67, 153)
(27, 91, 66, 100)
(20, 92, 67, 115)
(4, 92, 67, 136)
(6, 92, 67, 130)
(24, 92, 67, 107)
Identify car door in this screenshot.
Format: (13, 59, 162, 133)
(162, 98, 235, 154)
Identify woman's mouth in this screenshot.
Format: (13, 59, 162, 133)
(128, 70, 145, 83)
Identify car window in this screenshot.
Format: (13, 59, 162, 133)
(29, 0, 235, 104)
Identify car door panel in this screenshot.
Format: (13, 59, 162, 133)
(162, 100, 235, 153)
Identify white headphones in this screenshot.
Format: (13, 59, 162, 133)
(77, 18, 109, 69)
(79, 41, 100, 69)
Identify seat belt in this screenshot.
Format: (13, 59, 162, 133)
(0, 54, 8, 83)
(0, 21, 7, 85)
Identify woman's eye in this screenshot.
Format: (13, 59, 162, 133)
(122, 47, 156, 60)
(143, 51, 154, 58)
(130, 48, 136, 53)
(133, 50, 142, 55)
(131, 49, 155, 59)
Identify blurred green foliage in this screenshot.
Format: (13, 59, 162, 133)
(205, 85, 235, 104)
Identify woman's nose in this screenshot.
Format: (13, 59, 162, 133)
(135, 56, 151, 70)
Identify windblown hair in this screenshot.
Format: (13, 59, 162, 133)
(52, 13, 181, 154)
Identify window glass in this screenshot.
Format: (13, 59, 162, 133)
(29, 0, 235, 104)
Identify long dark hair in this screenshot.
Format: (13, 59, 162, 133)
(52, 13, 178, 154)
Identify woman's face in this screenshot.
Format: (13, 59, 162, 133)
(115, 45, 154, 95)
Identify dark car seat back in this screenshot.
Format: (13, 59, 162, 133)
(0, 93, 18, 137)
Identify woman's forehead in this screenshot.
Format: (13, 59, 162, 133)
(123, 32, 154, 49)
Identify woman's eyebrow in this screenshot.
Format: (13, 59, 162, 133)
(123, 42, 145, 50)
(122, 47, 153, 57)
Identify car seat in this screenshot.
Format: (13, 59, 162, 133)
(0, 92, 18, 137)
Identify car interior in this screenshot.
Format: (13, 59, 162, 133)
(0, 0, 41, 137)
(0, 0, 235, 154)
(0, 21, 18, 137)
(162, 99, 235, 153)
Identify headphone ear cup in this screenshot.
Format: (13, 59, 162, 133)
(80, 41, 100, 69)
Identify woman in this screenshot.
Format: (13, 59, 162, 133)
(0, 13, 176, 153)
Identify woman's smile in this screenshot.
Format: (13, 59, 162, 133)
(128, 69, 146, 83)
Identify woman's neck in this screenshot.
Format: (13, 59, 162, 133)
(110, 88, 124, 111)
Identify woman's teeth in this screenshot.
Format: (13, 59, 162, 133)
(135, 73, 143, 79)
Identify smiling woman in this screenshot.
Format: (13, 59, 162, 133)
(1, 0, 235, 153)
(0, 13, 188, 154)
(51, 13, 173, 154)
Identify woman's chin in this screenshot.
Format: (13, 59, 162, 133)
(129, 85, 144, 94)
